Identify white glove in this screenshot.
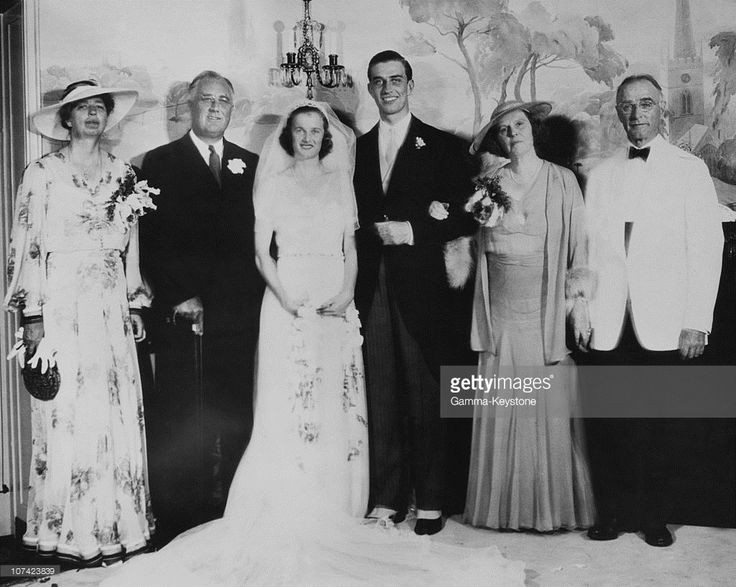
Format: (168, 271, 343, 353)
(27, 338, 58, 374)
(6, 328, 58, 373)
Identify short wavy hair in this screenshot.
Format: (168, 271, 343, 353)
(187, 70, 235, 104)
(278, 106, 333, 159)
(615, 74, 663, 104)
(367, 50, 413, 81)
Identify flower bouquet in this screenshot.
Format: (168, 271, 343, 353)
(465, 175, 511, 228)
(105, 176, 159, 227)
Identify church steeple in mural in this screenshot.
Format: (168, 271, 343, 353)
(667, 0, 704, 141)
(674, 0, 697, 59)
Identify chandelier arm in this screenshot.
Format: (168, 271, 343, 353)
(278, 0, 348, 97)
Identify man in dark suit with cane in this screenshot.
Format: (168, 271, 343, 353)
(140, 70, 262, 544)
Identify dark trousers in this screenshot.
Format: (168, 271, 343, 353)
(584, 314, 684, 530)
(363, 261, 445, 512)
(144, 309, 257, 544)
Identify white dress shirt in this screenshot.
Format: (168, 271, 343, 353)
(621, 135, 664, 222)
(189, 130, 224, 166)
(378, 113, 411, 193)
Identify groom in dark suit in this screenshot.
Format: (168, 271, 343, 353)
(140, 70, 262, 543)
(354, 51, 474, 535)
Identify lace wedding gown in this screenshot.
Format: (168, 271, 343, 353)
(58, 168, 524, 586)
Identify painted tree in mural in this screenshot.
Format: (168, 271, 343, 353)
(165, 82, 191, 121)
(509, 5, 627, 102)
(400, 0, 627, 133)
(709, 31, 736, 133)
(399, 0, 509, 133)
(42, 64, 157, 109)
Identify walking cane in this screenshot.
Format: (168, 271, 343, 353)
(192, 319, 205, 517)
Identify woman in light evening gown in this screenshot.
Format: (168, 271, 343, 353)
(4, 81, 154, 565)
(61, 101, 525, 586)
(461, 101, 596, 532)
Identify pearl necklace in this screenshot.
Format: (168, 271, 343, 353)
(507, 159, 542, 185)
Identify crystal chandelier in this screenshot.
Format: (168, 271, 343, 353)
(280, 0, 351, 99)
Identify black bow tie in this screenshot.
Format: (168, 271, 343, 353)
(628, 146, 650, 161)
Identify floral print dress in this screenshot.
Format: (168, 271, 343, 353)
(4, 148, 154, 561)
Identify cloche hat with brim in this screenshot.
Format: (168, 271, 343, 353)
(31, 80, 138, 141)
(470, 100, 552, 154)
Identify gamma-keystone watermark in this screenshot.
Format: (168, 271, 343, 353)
(441, 365, 736, 418)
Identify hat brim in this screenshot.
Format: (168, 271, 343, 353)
(31, 87, 139, 142)
(470, 101, 552, 155)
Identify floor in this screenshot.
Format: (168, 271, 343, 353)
(437, 517, 736, 586)
(2, 518, 734, 586)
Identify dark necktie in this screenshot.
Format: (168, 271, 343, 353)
(628, 146, 650, 161)
(208, 144, 221, 187)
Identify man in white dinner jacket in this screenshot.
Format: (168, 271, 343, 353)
(582, 74, 723, 547)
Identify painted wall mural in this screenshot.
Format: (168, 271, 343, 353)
(36, 0, 736, 204)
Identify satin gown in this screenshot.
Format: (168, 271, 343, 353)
(465, 164, 595, 531)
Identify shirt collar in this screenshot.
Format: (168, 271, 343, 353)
(379, 113, 412, 145)
(626, 134, 664, 154)
(189, 130, 224, 162)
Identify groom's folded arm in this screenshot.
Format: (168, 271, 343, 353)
(410, 137, 475, 246)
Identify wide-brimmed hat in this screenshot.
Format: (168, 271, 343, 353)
(31, 81, 138, 141)
(470, 100, 552, 154)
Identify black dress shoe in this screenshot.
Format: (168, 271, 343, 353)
(587, 521, 620, 541)
(414, 517, 443, 536)
(643, 526, 673, 547)
(390, 510, 406, 525)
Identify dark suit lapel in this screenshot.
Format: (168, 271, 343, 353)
(362, 125, 383, 194)
(386, 115, 423, 196)
(221, 141, 241, 196)
(179, 132, 221, 192)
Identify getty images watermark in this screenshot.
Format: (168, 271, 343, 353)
(449, 373, 553, 403)
(441, 365, 736, 418)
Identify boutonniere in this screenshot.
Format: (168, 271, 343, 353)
(414, 137, 426, 149)
(227, 158, 246, 174)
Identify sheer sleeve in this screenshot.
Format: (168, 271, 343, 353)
(338, 171, 359, 233)
(124, 221, 153, 309)
(118, 164, 153, 309)
(254, 175, 279, 236)
(3, 160, 49, 317)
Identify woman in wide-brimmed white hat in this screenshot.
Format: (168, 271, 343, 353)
(434, 100, 597, 532)
(4, 80, 156, 564)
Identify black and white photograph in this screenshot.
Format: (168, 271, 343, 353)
(0, 0, 735, 584)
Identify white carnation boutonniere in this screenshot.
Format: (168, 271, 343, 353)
(415, 136, 426, 150)
(227, 158, 247, 174)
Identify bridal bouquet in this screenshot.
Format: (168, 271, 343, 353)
(105, 173, 159, 227)
(465, 175, 511, 228)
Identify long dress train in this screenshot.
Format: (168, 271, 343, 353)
(55, 167, 525, 585)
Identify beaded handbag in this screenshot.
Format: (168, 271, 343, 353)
(22, 349, 61, 401)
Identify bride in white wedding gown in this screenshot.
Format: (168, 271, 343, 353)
(53, 102, 524, 586)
